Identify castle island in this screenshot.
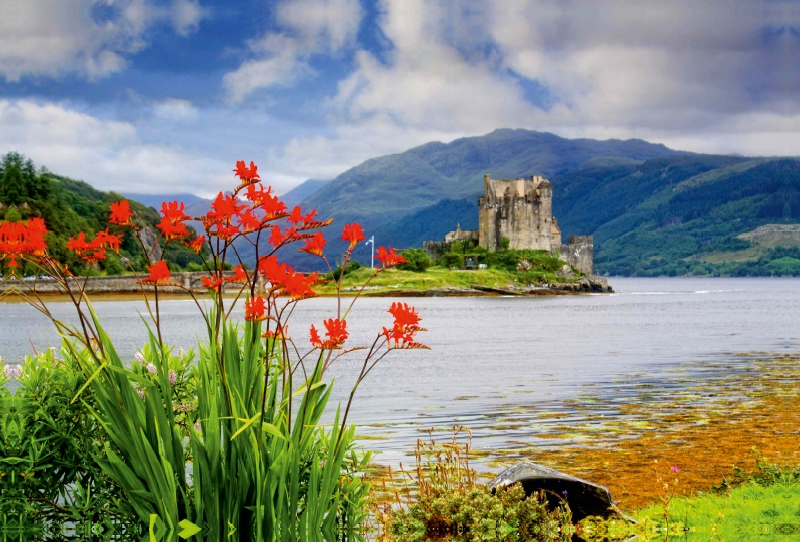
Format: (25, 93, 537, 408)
(425, 174, 594, 277)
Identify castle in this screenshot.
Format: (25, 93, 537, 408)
(424, 174, 594, 276)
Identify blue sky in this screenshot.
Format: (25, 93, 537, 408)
(1, 0, 798, 196)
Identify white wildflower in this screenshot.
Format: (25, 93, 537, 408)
(168, 370, 177, 385)
(4, 364, 22, 379)
(146, 363, 157, 374)
(134, 352, 146, 364)
(176, 347, 185, 359)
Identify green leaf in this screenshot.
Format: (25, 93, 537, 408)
(178, 519, 201, 539)
(230, 412, 261, 441)
(70, 359, 109, 404)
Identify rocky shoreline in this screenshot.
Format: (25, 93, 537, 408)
(361, 276, 612, 297)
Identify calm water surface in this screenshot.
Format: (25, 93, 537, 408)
(2, 277, 799, 465)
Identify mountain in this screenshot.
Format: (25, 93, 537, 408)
(300, 129, 683, 226)
(280, 179, 328, 209)
(292, 133, 800, 276)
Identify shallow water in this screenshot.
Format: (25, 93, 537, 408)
(2, 277, 800, 466)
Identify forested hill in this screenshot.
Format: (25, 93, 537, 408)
(0, 152, 205, 276)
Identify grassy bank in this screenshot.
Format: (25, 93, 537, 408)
(579, 474, 800, 541)
(316, 265, 578, 295)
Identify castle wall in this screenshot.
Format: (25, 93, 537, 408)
(555, 236, 594, 276)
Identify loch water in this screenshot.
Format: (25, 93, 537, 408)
(2, 277, 799, 466)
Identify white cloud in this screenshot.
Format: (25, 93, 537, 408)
(0, 0, 204, 81)
(223, 0, 363, 101)
(0, 100, 228, 196)
(153, 98, 199, 120)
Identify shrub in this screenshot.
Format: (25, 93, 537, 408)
(378, 428, 572, 542)
(397, 248, 431, 272)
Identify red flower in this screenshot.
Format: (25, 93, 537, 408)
(157, 201, 191, 240)
(310, 318, 348, 349)
(206, 193, 246, 225)
(382, 302, 427, 348)
(375, 246, 407, 269)
(244, 183, 270, 205)
(160, 201, 191, 222)
(157, 216, 190, 240)
(341, 223, 365, 250)
(226, 264, 248, 284)
(183, 236, 205, 253)
(245, 296, 267, 321)
(233, 160, 260, 185)
(24, 218, 49, 256)
(299, 231, 326, 257)
(287, 206, 304, 225)
(139, 260, 171, 285)
(83, 248, 106, 264)
(202, 274, 224, 290)
(263, 324, 289, 340)
(66, 232, 91, 254)
(94, 229, 122, 252)
(309, 324, 321, 346)
(268, 225, 285, 248)
(109, 200, 133, 225)
(388, 302, 421, 329)
(260, 193, 287, 220)
(233, 160, 249, 179)
(0, 218, 50, 264)
(257, 255, 286, 283)
(282, 271, 317, 300)
(236, 208, 261, 233)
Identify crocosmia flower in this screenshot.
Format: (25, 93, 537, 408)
(310, 318, 348, 349)
(202, 275, 223, 290)
(375, 246, 407, 269)
(233, 160, 260, 185)
(382, 302, 427, 349)
(299, 231, 326, 257)
(245, 296, 267, 321)
(225, 264, 248, 284)
(341, 223, 364, 250)
(139, 260, 171, 285)
(109, 200, 133, 225)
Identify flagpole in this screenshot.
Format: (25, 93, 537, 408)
(365, 236, 375, 269)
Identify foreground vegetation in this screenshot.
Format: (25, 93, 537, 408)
(0, 160, 426, 541)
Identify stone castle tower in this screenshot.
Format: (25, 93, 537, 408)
(423, 173, 594, 275)
(478, 174, 562, 251)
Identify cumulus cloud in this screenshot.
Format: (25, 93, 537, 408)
(0, 0, 205, 81)
(0, 100, 228, 195)
(268, 0, 800, 184)
(223, 0, 363, 101)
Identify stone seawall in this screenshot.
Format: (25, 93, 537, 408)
(0, 271, 264, 294)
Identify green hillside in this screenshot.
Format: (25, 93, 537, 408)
(582, 157, 800, 276)
(0, 152, 205, 276)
